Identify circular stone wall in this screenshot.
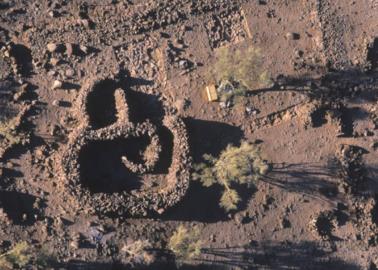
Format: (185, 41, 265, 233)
(60, 75, 191, 216)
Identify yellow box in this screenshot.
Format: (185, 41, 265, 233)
(205, 84, 218, 102)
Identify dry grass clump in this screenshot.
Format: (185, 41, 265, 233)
(0, 242, 31, 269)
(215, 46, 270, 89)
(0, 107, 30, 159)
(121, 239, 155, 266)
(193, 141, 269, 211)
(0, 242, 55, 269)
(0, 117, 25, 144)
(208, 46, 270, 103)
(168, 225, 202, 260)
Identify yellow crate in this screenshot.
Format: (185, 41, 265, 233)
(205, 84, 218, 102)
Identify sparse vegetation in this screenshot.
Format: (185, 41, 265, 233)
(168, 225, 202, 260)
(0, 108, 30, 159)
(35, 247, 57, 268)
(0, 0, 376, 269)
(0, 117, 25, 145)
(193, 141, 269, 211)
(0, 242, 31, 269)
(121, 239, 155, 266)
(208, 46, 271, 103)
(0, 242, 55, 269)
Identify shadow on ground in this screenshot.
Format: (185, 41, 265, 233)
(54, 260, 222, 270)
(263, 161, 341, 202)
(200, 241, 360, 270)
(54, 241, 359, 270)
(0, 190, 41, 225)
(160, 118, 250, 223)
(251, 68, 378, 103)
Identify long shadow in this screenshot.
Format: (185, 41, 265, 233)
(364, 165, 378, 195)
(161, 118, 246, 223)
(51, 241, 361, 270)
(262, 161, 341, 202)
(367, 37, 378, 70)
(1, 166, 24, 179)
(247, 69, 377, 140)
(308, 104, 371, 136)
(338, 106, 369, 137)
(0, 79, 16, 99)
(9, 43, 33, 77)
(251, 68, 378, 103)
(53, 260, 222, 270)
(201, 241, 360, 270)
(0, 190, 41, 225)
(0, 2, 11, 9)
(184, 118, 244, 163)
(119, 69, 154, 90)
(372, 194, 378, 226)
(53, 261, 126, 270)
(263, 159, 378, 204)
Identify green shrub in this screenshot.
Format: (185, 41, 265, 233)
(193, 141, 269, 211)
(168, 225, 202, 260)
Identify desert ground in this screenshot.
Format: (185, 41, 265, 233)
(1, 0, 378, 269)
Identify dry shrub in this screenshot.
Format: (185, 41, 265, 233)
(0, 117, 26, 146)
(0, 110, 30, 159)
(121, 239, 155, 266)
(0, 242, 31, 269)
(168, 225, 202, 260)
(0, 242, 55, 269)
(211, 46, 270, 92)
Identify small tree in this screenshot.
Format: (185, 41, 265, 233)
(168, 225, 202, 260)
(193, 141, 269, 211)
